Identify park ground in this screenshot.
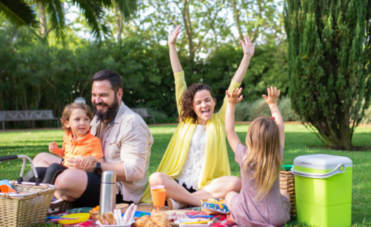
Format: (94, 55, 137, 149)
(0, 123, 370, 226)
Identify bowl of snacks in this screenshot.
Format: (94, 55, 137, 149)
(90, 205, 100, 220)
(97, 204, 137, 226)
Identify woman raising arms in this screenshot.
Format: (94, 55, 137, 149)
(140, 25, 255, 209)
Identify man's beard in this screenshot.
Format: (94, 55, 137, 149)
(94, 95, 119, 122)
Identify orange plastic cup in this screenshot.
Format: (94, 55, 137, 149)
(152, 188, 166, 210)
(150, 185, 165, 197)
(0, 185, 17, 194)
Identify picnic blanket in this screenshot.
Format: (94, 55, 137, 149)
(45, 207, 98, 226)
(45, 207, 238, 226)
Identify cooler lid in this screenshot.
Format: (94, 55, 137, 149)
(294, 154, 352, 169)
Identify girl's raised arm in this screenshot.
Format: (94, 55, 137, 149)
(168, 25, 183, 74)
(263, 87, 285, 148)
(225, 88, 243, 152)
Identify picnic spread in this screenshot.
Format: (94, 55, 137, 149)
(0, 154, 353, 227)
(44, 204, 237, 227)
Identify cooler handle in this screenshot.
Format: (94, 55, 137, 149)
(291, 164, 345, 179)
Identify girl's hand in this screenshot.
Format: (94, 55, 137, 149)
(226, 88, 243, 105)
(168, 25, 181, 45)
(49, 142, 58, 153)
(240, 35, 255, 58)
(263, 87, 281, 105)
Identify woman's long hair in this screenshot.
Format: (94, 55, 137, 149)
(244, 117, 282, 200)
(179, 83, 214, 123)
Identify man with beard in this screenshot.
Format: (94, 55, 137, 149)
(25, 70, 154, 208)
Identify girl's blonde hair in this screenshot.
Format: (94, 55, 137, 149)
(60, 103, 93, 132)
(244, 117, 282, 200)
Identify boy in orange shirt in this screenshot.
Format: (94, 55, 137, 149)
(41, 103, 104, 184)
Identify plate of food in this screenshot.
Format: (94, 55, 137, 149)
(97, 203, 137, 226)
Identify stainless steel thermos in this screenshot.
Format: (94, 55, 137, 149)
(99, 171, 116, 215)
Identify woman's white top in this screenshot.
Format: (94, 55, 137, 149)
(177, 124, 207, 190)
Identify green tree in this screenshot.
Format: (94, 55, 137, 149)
(0, 0, 38, 27)
(0, 0, 138, 42)
(228, 0, 284, 44)
(284, 0, 371, 150)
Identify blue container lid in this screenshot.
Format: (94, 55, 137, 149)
(122, 211, 151, 218)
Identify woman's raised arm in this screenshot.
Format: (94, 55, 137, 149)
(169, 25, 183, 74)
(218, 35, 255, 121)
(232, 35, 255, 83)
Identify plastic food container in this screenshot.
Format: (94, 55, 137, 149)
(291, 154, 352, 227)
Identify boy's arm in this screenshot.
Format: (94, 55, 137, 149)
(263, 87, 285, 148)
(49, 141, 65, 158)
(225, 88, 243, 153)
(169, 25, 183, 74)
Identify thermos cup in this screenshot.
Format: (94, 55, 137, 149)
(99, 171, 116, 215)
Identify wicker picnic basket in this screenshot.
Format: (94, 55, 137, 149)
(279, 170, 296, 217)
(0, 155, 56, 227)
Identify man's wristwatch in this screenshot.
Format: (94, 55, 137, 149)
(94, 162, 102, 175)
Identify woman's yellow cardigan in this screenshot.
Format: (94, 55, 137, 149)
(140, 71, 241, 203)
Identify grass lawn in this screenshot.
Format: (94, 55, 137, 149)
(0, 124, 371, 226)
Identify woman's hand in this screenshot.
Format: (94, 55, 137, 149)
(168, 25, 181, 46)
(240, 35, 255, 58)
(263, 87, 281, 106)
(226, 88, 243, 105)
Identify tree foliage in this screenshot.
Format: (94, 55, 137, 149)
(0, 0, 38, 27)
(0, 0, 289, 127)
(284, 0, 371, 150)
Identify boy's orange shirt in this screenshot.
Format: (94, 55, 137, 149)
(62, 131, 103, 167)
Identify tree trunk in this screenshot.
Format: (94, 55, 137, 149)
(231, 0, 243, 41)
(250, 0, 262, 43)
(338, 108, 351, 150)
(114, 3, 123, 45)
(38, 2, 48, 42)
(182, 0, 195, 68)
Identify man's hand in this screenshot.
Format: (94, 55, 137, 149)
(64, 156, 97, 171)
(79, 156, 98, 170)
(240, 35, 255, 58)
(262, 87, 281, 106)
(168, 25, 181, 46)
(226, 88, 244, 105)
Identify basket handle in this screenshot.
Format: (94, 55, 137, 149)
(291, 164, 345, 179)
(0, 155, 18, 162)
(0, 155, 40, 186)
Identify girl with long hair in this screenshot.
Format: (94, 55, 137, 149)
(140, 25, 255, 209)
(225, 87, 291, 226)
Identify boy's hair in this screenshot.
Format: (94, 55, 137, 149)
(91, 70, 123, 94)
(179, 83, 215, 123)
(60, 103, 94, 132)
(244, 117, 282, 200)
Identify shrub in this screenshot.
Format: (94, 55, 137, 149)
(235, 97, 300, 122)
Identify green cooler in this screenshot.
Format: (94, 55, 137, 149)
(291, 154, 352, 227)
